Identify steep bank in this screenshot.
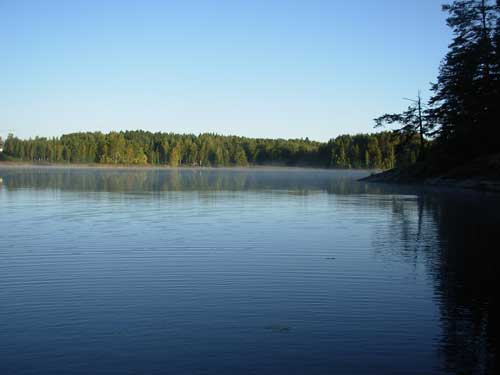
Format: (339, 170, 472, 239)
(362, 154, 500, 193)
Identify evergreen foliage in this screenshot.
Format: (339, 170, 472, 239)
(430, 0, 500, 159)
(375, 1, 500, 172)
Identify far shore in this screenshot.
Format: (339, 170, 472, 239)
(0, 160, 375, 173)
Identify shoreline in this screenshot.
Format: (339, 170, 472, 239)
(2, 160, 499, 193)
(362, 153, 500, 193)
(362, 168, 500, 193)
(0, 161, 374, 173)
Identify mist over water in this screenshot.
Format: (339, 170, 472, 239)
(0, 167, 498, 375)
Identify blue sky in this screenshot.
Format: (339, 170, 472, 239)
(0, 0, 451, 141)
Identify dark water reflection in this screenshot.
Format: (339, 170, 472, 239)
(369, 191, 499, 375)
(0, 167, 498, 375)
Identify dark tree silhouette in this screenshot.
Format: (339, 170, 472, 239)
(429, 0, 500, 158)
(374, 1, 500, 174)
(374, 92, 433, 160)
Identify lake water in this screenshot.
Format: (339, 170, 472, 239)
(0, 167, 498, 375)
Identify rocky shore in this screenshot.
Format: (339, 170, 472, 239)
(361, 153, 500, 193)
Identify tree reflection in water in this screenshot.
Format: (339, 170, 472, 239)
(375, 190, 499, 375)
(1, 166, 498, 374)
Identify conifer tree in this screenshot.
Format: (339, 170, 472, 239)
(374, 92, 432, 160)
(430, 0, 500, 156)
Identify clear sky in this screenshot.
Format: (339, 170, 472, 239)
(1, 0, 451, 141)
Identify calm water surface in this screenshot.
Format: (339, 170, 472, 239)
(0, 167, 498, 375)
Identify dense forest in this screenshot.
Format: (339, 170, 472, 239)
(375, 0, 500, 176)
(0, 131, 420, 169)
(2, 1, 498, 175)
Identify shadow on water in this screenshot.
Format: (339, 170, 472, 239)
(430, 193, 499, 375)
(374, 190, 500, 375)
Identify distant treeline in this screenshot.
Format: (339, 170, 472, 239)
(0, 131, 420, 169)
